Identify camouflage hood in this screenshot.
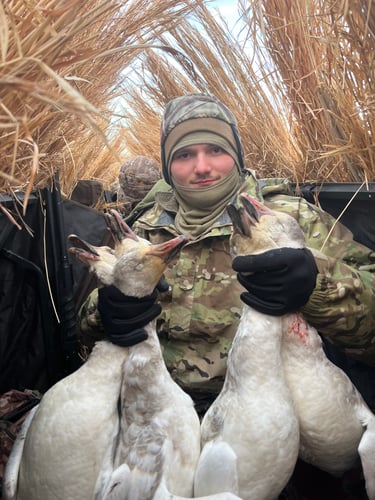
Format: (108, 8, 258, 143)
(160, 93, 245, 184)
(118, 156, 161, 205)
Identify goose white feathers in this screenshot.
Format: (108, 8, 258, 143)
(194, 196, 300, 500)
(3, 210, 209, 500)
(233, 193, 375, 500)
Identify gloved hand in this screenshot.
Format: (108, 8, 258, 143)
(97, 280, 168, 346)
(232, 247, 318, 316)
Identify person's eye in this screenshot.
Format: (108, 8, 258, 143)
(174, 150, 190, 160)
(211, 145, 223, 154)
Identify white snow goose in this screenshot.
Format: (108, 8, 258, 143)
(233, 193, 375, 500)
(3, 210, 240, 500)
(194, 195, 300, 500)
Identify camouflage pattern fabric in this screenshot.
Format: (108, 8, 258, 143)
(76, 288, 105, 359)
(161, 94, 240, 139)
(117, 156, 161, 213)
(77, 171, 375, 399)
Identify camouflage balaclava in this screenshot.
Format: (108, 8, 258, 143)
(160, 93, 246, 238)
(161, 93, 245, 185)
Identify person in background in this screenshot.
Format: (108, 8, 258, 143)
(116, 155, 161, 215)
(78, 93, 375, 498)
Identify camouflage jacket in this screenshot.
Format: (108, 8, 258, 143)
(78, 171, 375, 398)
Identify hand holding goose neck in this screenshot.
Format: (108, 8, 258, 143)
(98, 285, 161, 346)
(232, 247, 318, 316)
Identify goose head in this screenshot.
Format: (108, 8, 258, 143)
(68, 209, 188, 298)
(227, 193, 306, 257)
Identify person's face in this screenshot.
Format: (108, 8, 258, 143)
(170, 144, 235, 188)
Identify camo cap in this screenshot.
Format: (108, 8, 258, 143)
(118, 156, 160, 203)
(161, 93, 245, 184)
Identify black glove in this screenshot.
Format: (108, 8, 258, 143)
(98, 283, 164, 347)
(232, 247, 318, 316)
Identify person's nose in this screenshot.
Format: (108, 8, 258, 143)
(194, 152, 211, 175)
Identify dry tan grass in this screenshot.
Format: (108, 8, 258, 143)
(2, 0, 374, 205)
(119, 0, 375, 183)
(245, 0, 375, 182)
(0, 0, 195, 200)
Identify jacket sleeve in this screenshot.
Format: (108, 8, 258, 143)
(265, 194, 375, 365)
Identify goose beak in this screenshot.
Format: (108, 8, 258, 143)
(227, 203, 246, 235)
(68, 234, 100, 259)
(105, 209, 139, 243)
(239, 193, 274, 218)
(67, 234, 115, 267)
(228, 193, 276, 237)
(227, 201, 257, 238)
(228, 194, 276, 243)
(146, 235, 188, 263)
(240, 196, 260, 223)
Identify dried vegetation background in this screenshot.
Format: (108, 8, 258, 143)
(0, 0, 195, 201)
(1, 0, 374, 206)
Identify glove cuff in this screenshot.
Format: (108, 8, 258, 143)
(109, 327, 148, 347)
